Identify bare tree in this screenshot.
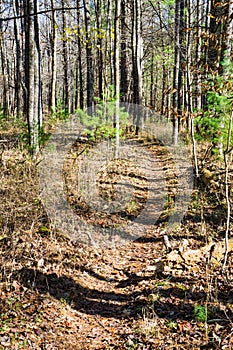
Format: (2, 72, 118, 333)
(172, 0, 184, 144)
(61, 0, 69, 112)
(83, 0, 94, 114)
(50, 0, 57, 112)
(114, 0, 121, 156)
(24, 0, 42, 153)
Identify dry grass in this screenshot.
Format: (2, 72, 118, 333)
(0, 125, 233, 349)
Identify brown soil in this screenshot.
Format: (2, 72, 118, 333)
(0, 134, 233, 349)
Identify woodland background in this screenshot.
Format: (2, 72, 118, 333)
(0, 0, 233, 349)
(0, 0, 232, 149)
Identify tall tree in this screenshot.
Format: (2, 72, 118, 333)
(0, 0, 8, 116)
(61, 0, 69, 111)
(131, 0, 143, 106)
(106, 0, 114, 87)
(84, 0, 94, 114)
(13, 0, 22, 117)
(120, 0, 128, 101)
(194, 0, 202, 110)
(131, 0, 143, 134)
(75, 0, 84, 109)
(114, 0, 121, 155)
(24, 0, 42, 153)
(95, 0, 103, 100)
(223, 0, 233, 67)
(173, 0, 184, 144)
(50, 0, 57, 112)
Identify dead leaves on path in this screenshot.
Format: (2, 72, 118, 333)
(154, 237, 233, 277)
(0, 137, 233, 349)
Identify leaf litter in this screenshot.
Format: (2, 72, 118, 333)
(0, 135, 232, 349)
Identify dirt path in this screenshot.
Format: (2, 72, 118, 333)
(0, 136, 232, 349)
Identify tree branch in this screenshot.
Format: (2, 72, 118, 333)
(0, 6, 84, 22)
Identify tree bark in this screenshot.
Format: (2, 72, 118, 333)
(95, 0, 103, 100)
(50, 0, 57, 113)
(76, 0, 84, 109)
(13, 0, 22, 117)
(173, 0, 184, 144)
(114, 0, 121, 156)
(223, 0, 233, 68)
(0, 2, 8, 116)
(120, 0, 128, 101)
(131, 0, 143, 134)
(194, 0, 202, 110)
(61, 0, 69, 112)
(24, 0, 41, 154)
(84, 0, 94, 114)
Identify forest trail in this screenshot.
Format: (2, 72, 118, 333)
(1, 0, 233, 347)
(63, 138, 177, 246)
(0, 136, 233, 349)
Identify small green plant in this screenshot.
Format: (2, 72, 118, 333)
(166, 321, 177, 330)
(194, 304, 207, 322)
(38, 225, 51, 236)
(52, 100, 69, 120)
(76, 99, 129, 141)
(0, 315, 12, 332)
(127, 341, 139, 350)
(195, 60, 233, 155)
(38, 126, 51, 146)
(154, 277, 171, 288)
(0, 106, 11, 122)
(60, 297, 70, 305)
(175, 283, 187, 291)
(126, 200, 140, 214)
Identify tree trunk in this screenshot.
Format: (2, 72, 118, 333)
(136, 0, 143, 106)
(95, 0, 103, 100)
(34, 0, 42, 128)
(150, 53, 155, 109)
(0, 2, 8, 117)
(172, 0, 184, 144)
(120, 0, 128, 101)
(13, 0, 22, 117)
(114, 0, 121, 156)
(50, 0, 57, 113)
(76, 0, 84, 109)
(158, 2, 166, 116)
(223, 0, 233, 68)
(106, 0, 114, 88)
(24, 0, 42, 154)
(208, 0, 229, 74)
(194, 0, 202, 110)
(84, 0, 94, 114)
(61, 0, 69, 112)
(185, 0, 193, 125)
(131, 0, 143, 134)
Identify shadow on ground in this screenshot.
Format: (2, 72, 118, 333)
(13, 267, 233, 322)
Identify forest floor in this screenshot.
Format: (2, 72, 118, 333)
(0, 122, 233, 349)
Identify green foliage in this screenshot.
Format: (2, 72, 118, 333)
(194, 305, 207, 322)
(17, 124, 49, 151)
(51, 100, 69, 121)
(76, 108, 99, 128)
(38, 225, 51, 236)
(195, 61, 233, 154)
(194, 112, 223, 144)
(0, 107, 7, 122)
(0, 111, 27, 133)
(125, 200, 140, 214)
(38, 127, 51, 146)
(166, 321, 177, 330)
(127, 341, 139, 350)
(76, 89, 129, 141)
